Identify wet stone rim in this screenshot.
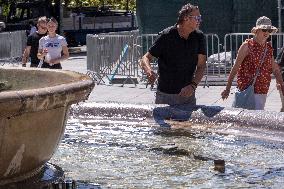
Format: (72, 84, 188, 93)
(70, 102, 284, 132)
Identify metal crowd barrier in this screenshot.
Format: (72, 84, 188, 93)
(134, 34, 159, 87)
(224, 33, 284, 76)
(87, 34, 138, 85)
(0, 30, 27, 66)
(87, 32, 284, 87)
(133, 33, 221, 87)
(203, 33, 221, 87)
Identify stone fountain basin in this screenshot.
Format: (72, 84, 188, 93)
(0, 67, 94, 184)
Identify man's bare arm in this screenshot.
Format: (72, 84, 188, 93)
(139, 52, 157, 84)
(22, 46, 31, 66)
(192, 54, 207, 86)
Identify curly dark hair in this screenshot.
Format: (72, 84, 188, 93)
(177, 3, 199, 24)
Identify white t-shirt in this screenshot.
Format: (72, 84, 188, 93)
(38, 34, 68, 62)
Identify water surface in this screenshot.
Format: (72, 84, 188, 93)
(50, 114, 284, 188)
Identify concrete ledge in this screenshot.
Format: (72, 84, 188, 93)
(68, 47, 81, 54)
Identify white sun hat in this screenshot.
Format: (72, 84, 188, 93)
(251, 16, 278, 34)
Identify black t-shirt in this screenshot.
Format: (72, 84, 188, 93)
(276, 47, 284, 79)
(27, 32, 46, 66)
(149, 26, 206, 94)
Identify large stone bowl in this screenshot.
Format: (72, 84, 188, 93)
(0, 67, 94, 184)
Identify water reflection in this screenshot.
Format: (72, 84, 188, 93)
(0, 163, 64, 189)
(0, 163, 102, 189)
(48, 115, 284, 188)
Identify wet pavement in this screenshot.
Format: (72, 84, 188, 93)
(60, 54, 283, 113)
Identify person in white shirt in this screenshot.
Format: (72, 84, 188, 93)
(37, 17, 69, 69)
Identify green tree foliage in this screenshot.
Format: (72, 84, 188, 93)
(0, 0, 136, 17)
(64, 0, 136, 11)
(0, 0, 13, 17)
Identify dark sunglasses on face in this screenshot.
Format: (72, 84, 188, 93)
(261, 29, 273, 33)
(188, 15, 202, 23)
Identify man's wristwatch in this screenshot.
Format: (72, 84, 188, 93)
(190, 81, 198, 91)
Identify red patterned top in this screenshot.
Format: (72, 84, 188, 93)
(237, 38, 273, 94)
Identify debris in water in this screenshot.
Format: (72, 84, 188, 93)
(214, 159, 225, 173)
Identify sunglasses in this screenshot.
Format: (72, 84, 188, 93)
(188, 15, 202, 22)
(261, 29, 273, 33)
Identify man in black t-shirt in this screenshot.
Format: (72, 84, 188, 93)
(276, 47, 284, 111)
(22, 17, 47, 67)
(140, 3, 207, 106)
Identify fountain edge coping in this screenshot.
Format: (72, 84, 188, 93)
(70, 102, 284, 131)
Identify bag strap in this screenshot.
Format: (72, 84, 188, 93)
(251, 44, 268, 86)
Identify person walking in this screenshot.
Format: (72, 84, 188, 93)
(139, 3, 206, 106)
(37, 17, 69, 69)
(275, 47, 284, 112)
(22, 17, 47, 67)
(221, 16, 284, 110)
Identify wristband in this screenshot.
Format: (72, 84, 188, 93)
(191, 81, 198, 86)
(191, 81, 198, 88)
(190, 84, 197, 91)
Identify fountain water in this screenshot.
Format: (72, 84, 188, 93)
(48, 102, 284, 188)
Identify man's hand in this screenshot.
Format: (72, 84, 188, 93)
(179, 84, 195, 97)
(22, 57, 27, 67)
(146, 70, 157, 85)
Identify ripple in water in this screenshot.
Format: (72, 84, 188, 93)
(50, 116, 284, 188)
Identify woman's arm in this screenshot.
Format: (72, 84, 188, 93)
(221, 41, 249, 99)
(50, 46, 70, 64)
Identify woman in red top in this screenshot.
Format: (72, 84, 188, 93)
(221, 16, 284, 110)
